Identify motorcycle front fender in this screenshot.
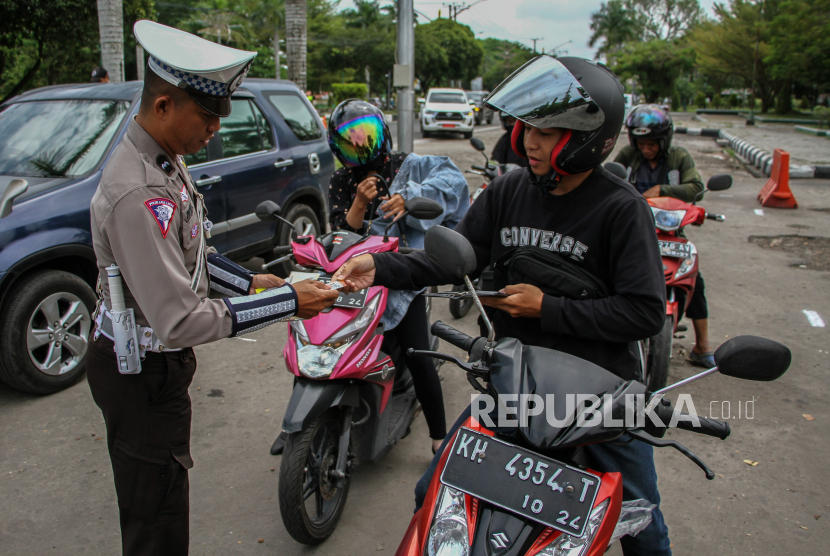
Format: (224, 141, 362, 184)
(281, 377, 360, 434)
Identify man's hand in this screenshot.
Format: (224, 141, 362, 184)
(480, 284, 544, 319)
(293, 280, 339, 319)
(642, 185, 661, 198)
(334, 254, 376, 292)
(250, 273, 285, 294)
(379, 193, 406, 220)
(355, 176, 379, 206)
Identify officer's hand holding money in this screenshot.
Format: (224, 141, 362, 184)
(293, 279, 339, 318)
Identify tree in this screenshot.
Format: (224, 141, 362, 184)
(285, 0, 308, 91)
(613, 39, 695, 102)
(414, 19, 483, 91)
(688, 0, 782, 112)
(0, 0, 100, 103)
(589, 0, 702, 61)
(768, 0, 830, 103)
(477, 38, 535, 91)
(588, 0, 643, 62)
(97, 0, 125, 82)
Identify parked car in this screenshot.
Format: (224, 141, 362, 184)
(465, 90, 493, 125)
(0, 78, 334, 395)
(419, 88, 475, 139)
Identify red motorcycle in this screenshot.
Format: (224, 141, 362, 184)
(394, 225, 791, 556)
(642, 174, 731, 390)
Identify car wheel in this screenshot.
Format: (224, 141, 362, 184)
(487, 115, 493, 125)
(0, 270, 95, 394)
(463, 131, 473, 139)
(421, 123, 431, 139)
(271, 204, 321, 278)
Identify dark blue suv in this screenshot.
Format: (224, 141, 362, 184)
(0, 79, 334, 394)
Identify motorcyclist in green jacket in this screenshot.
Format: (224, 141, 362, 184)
(615, 105, 715, 368)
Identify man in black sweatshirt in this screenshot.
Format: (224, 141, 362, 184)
(336, 57, 670, 556)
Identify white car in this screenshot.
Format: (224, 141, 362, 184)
(420, 88, 475, 138)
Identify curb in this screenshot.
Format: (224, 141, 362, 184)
(675, 126, 830, 180)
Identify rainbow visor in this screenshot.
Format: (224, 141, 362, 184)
(328, 114, 386, 168)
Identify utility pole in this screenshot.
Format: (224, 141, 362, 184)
(396, 0, 415, 153)
(748, 0, 764, 125)
(530, 38, 544, 53)
(443, 1, 487, 22)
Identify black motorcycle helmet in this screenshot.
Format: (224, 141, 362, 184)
(500, 111, 517, 131)
(327, 99, 392, 169)
(625, 104, 674, 153)
(484, 56, 625, 188)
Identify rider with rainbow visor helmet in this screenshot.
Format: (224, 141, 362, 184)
(625, 104, 674, 153)
(327, 100, 391, 169)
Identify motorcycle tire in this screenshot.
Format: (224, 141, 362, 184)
(448, 284, 474, 319)
(645, 315, 673, 391)
(278, 409, 350, 545)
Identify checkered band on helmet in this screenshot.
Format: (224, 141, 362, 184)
(149, 56, 228, 97)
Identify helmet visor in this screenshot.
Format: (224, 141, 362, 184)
(328, 113, 387, 168)
(626, 105, 670, 135)
(484, 56, 605, 132)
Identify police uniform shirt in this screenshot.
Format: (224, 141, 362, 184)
(90, 118, 297, 348)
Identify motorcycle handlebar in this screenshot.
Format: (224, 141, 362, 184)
(674, 414, 731, 440)
(706, 213, 725, 222)
(273, 245, 293, 255)
(431, 320, 477, 353)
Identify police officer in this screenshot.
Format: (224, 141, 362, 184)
(87, 21, 338, 555)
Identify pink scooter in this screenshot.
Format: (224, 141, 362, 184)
(255, 195, 445, 545)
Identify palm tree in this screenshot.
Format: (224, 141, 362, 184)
(285, 0, 307, 91)
(96, 0, 124, 82)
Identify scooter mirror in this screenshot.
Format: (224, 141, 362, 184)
(424, 226, 477, 278)
(604, 162, 628, 180)
(405, 197, 444, 220)
(714, 335, 791, 381)
(707, 174, 732, 191)
(469, 137, 486, 152)
(256, 200, 282, 222)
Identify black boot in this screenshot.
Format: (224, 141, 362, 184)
(270, 431, 288, 455)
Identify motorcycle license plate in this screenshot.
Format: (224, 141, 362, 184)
(659, 240, 691, 258)
(440, 428, 600, 538)
(318, 273, 367, 309)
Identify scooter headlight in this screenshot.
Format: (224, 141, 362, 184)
(426, 487, 469, 556)
(537, 499, 609, 556)
(673, 241, 697, 280)
(293, 294, 381, 378)
(650, 207, 686, 232)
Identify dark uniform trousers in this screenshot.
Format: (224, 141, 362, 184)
(86, 334, 197, 556)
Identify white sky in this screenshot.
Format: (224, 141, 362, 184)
(339, 0, 719, 60)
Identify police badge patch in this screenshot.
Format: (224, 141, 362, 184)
(145, 198, 177, 238)
(191, 223, 200, 238)
(180, 184, 189, 203)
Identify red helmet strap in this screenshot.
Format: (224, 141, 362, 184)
(510, 121, 573, 175)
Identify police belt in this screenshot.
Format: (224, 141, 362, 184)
(93, 305, 181, 356)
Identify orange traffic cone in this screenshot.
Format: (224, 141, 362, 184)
(758, 149, 798, 208)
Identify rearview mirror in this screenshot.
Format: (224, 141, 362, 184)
(604, 162, 628, 180)
(405, 197, 444, 220)
(424, 226, 477, 278)
(714, 335, 791, 381)
(707, 174, 732, 191)
(256, 200, 282, 222)
(469, 137, 486, 152)
(0, 179, 28, 219)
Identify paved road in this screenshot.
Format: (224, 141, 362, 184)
(1, 132, 828, 554)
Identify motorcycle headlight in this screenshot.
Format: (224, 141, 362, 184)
(650, 207, 686, 232)
(673, 241, 697, 280)
(537, 499, 609, 556)
(293, 294, 381, 378)
(426, 487, 469, 556)
(297, 345, 342, 378)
